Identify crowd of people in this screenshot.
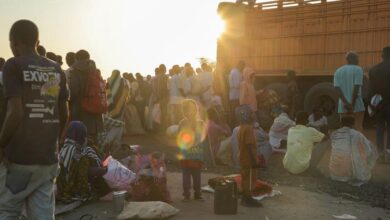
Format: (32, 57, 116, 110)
(0, 19, 389, 219)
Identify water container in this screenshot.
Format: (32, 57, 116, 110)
(214, 180, 238, 215)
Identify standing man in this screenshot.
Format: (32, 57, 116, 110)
(198, 63, 214, 110)
(334, 51, 365, 131)
(0, 20, 69, 219)
(64, 52, 75, 82)
(169, 65, 184, 125)
(69, 49, 103, 142)
(229, 60, 245, 126)
(369, 47, 390, 156)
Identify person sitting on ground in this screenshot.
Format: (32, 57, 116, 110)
(177, 99, 206, 201)
(307, 106, 328, 134)
(269, 106, 295, 151)
(254, 122, 273, 166)
(207, 107, 231, 163)
(283, 111, 326, 175)
(236, 105, 262, 207)
(329, 116, 378, 185)
(58, 121, 109, 202)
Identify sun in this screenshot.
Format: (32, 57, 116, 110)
(210, 15, 226, 40)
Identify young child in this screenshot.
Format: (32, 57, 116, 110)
(236, 105, 262, 207)
(178, 99, 206, 201)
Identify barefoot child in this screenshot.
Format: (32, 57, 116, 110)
(178, 99, 207, 201)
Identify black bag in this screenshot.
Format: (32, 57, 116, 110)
(214, 180, 238, 215)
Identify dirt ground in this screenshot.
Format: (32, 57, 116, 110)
(57, 133, 390, 220)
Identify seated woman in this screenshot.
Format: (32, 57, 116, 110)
(329, 116, 378, 185)
(269, 107, 295, 152)
(57, 121, 109, 202)
(207, 108, 231, 162)
(254, 123, 272, 166)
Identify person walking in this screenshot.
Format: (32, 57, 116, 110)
(229, 60, 245, 126)
(333, 51, 365, 131)
(0, 20, 69, 219)
(369, 47, 390, 156)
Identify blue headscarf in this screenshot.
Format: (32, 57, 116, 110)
(65, 121, 87, 146)
(235, 105, 254, 124)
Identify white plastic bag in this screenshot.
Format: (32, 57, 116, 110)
(103, 156, 136, 190)
(152, 104, 161, 124)
(117, 201, 179, 220)
(217, 137, 233, 166)
(166, 125, 179, 137)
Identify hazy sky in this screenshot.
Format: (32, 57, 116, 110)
(0, 0, 232, 78)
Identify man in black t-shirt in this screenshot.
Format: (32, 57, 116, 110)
(369, 47, 390, 156)
(0, 20, 69, 219)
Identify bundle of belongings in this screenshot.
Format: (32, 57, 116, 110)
(114, 145, 172, 203)
(208, 174, 272, 197)
(329, 126, 378, 186)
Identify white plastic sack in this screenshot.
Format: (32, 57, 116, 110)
(103, 156, 136, 190)
(117, 201, 179, 220)
(217, 137, 233, 166)
(152, 104, 161, 124)
(166, 125, 179, 137)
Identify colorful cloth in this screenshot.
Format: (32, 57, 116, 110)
(283, 125, 325, 174)
(107, 70, 129, 119)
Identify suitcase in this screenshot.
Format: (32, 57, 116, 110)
(214, 180, 238, 215)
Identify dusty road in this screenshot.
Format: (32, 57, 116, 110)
(57, 134, 390, 220)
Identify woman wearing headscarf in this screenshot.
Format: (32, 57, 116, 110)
(107, 70, 129, 119)
(240, 68, 258, 113)
(57, 121, 108, 202)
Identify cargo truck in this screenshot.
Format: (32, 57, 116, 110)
(216, 0, 390, 127)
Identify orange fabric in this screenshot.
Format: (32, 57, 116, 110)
(238, 125, 257, 168)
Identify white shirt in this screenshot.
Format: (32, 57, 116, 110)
(198, 71, 214, 108)
(169, 74, 183, 105)
(308, 114, 328, 129)
(178, 72, 192, 96)
(229, 68, 241, 100)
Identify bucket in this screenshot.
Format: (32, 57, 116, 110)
(113, 191, 127, 213)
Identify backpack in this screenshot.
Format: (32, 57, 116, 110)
(82, 70, 108, 114)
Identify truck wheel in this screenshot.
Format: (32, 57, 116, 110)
(265, 83, 288, 102)
(304, 82, 340, 129)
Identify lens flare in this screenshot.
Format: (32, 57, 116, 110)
(175, 121, 208, 150)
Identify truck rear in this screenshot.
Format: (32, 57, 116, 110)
(216, 0, 390, 126)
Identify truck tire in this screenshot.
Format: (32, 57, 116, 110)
(265, 83, 288, 102)
(304, 82, 339, 129)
